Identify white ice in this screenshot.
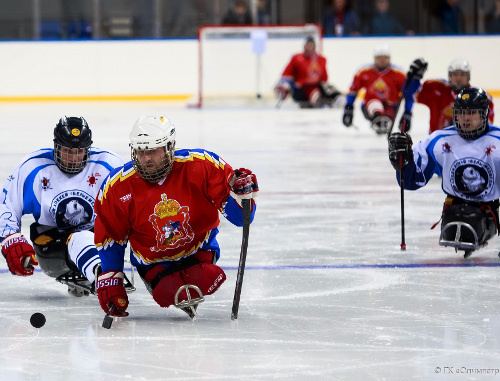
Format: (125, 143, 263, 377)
(1, 100, 500, 381)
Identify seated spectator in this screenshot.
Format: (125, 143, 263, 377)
(437, 0, 465, 34)
(485, 0, 500, 34)
(222, 0, 253, 25)
(257, 0, 271, 25)
(366, 0, 412, 35)
(321, 0, 361, 36)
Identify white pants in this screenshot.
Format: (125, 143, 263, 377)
(67, 230, 100, 283)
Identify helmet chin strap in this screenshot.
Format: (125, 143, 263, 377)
(450, 83, 468, 93)
(131, 146, 175, 183)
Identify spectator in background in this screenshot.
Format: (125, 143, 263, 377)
(485, 0, 500, 34)
(437, 0, 465, 34)
(366, 0, 412, 35)
(222, 0, 252, 25)
(257, 0, 271, 25)
(321, 0, 361, 36)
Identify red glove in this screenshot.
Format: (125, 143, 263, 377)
(1, 233, 38, 276)
(95, 271, 129, 317)
(229, 168, 259, 207)
(274, 80, 291, 100)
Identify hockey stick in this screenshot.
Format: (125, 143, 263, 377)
(102, 305, 115, 329)
(388, 67, 416, 251)
(275, 96, 285, 109)
(399, 155, 406, 251)
(386, 71, 415, 138)
(231, 198, 251, 320)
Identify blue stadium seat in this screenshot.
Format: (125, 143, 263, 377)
(40, 21, 63, 39)
(67, 20, 92, 39)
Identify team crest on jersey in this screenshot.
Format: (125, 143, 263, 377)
(148, 194, 194, 252)
(87, 172, 101, 187)
(49, 190, 95, 231)
(41, 177, 52, 190)
(442, 142, 452, 153)
(486, 145, 496, 156)
(450, 158, 494, 200)
(371, 79, 389, 98)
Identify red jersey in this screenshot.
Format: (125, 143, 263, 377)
(416, 79, 495, 133)
(94, 149, 244, 270)
(281, 52, 328, 87)
(349, 64, 406, 106)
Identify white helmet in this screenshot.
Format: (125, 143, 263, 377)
(129, 115, 176, 182)
(448, 58, 470, 75)
(448, 58, 471, 92)
(373, 44, 391, 57)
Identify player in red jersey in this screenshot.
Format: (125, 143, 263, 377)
(342, 45, 406, 134)
(93, 115, 258, 318)
(274, 36, 341, 108)
(399, 58, 495, 134)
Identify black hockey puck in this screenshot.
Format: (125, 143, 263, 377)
(30, 312, 46, 328)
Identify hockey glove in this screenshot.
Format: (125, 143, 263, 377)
(229, 168, 259, 207)
(95, 271, 129, 317)
(274, 79, 291, 100)
(342, 104, 354, 127)
(399, 110, 412, 133)
(1, 233, 38, 276)
(408, 58, 428, 80)
(388, 133, 414, 171)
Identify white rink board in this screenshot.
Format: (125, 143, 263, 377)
(0, 35, 498, 99)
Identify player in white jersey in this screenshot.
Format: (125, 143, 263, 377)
(388, 87, 499, 258)
(0, 116, 130, 295)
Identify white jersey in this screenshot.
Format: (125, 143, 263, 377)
(402, 125, 500, 202)
(0, 147, 124, 240)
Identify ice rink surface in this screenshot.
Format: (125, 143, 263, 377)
(1, 99, 500, 380)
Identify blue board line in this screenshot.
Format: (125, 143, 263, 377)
(1, 262, 500, 275)
(221, 263, 500, 270)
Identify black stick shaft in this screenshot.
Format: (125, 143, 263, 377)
(399, 157, 406, 251)
(102, 304, 116, 329)
(231, 198, 251, 320)
(387, 71, 414, 138)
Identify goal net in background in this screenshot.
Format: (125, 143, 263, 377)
(190, 24, 323, 108)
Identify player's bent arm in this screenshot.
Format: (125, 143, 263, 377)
(221, 196, 256, 227)
(0, 165, 29, 237)
(396, 149, 439, 190)
(345, 92, 357, 107)
(95, 238, 127, 272)
(402, 78, 422, 113)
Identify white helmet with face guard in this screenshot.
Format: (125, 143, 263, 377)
(448, 58, 471, 92)
(129, 115, 176, 183)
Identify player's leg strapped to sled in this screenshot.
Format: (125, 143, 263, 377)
(137, 250, 226, 318)
(30, 223, 134, 296)
(438, 197, 499, 258)
(291, 83, 342, 109)
(362, 100, 395, 135)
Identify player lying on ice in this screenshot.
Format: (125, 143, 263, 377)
(0, 117, 133, 296)
(93, 115, 258, 318)
(389, 87, 499, 258)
